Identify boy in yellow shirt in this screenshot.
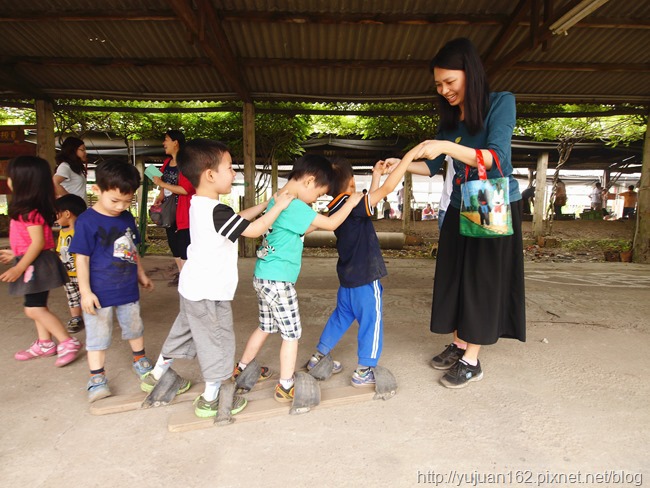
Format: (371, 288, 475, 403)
(55, 194, 88, 333)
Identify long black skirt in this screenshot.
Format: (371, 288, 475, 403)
(430, 202, 526, 345)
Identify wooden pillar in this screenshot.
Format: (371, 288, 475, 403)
(242, 102, 256, 258)
(603, 169, 610, 212)
(402, 173, 412, 233)
(271, 154, 278, 194)
(532, 151, 549, 238)
(35, 99, 55, 169)
(633, 113, 650, 263)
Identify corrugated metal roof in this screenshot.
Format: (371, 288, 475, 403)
(0, 0, 648, 104)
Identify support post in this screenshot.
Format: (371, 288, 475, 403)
(271, 154, 278, 195)
(402, 173, 412, 233)
(532, 151, 549, 238)
(35, 99, 55, 170)
(243, 102, 256, 258)
(633, 113, 650, 263)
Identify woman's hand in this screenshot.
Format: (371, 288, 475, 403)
(406, 140, 444, 162)
(152, 176, 163, 187)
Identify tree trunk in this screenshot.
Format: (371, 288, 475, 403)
(633, 114, 650, 263)
(532, 151, 549, 238)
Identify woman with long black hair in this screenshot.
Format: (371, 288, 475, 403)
(392, 37, 526, 388)
(53, 136, 88, 202)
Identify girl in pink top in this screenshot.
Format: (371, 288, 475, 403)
(0, 156, 82, 367)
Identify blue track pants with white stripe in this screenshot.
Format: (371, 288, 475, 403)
(316, 280, 383, 367)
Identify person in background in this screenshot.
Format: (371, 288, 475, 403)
(152, 130, 195, 286)
(1, 156, 82, 367)
(422, 203, 435, 220)
(382, 197, 391, 220)
(53, 137, 88, 202)
(590, 182, 604, 212)
(54, 194, 88, 333)
(619, 185, 638, 219)
(521, 183, 535, 215)
(553, 179, 567, 217)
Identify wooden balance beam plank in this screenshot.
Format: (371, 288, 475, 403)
(167, 385, 376, 433)
(89, 377, 276, 416)
(89, 386, 199, 416)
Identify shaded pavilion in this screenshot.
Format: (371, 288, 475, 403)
(0, 0, 648, 259)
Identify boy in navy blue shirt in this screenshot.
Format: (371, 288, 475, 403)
(306, 151, 417, 386)
(70, 159, 154, 402)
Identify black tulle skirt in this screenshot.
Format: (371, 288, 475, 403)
(8, 250, 68, 297)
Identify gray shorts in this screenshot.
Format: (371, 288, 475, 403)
(84, 301, 144, 351)
(253, 277, 302, 341)
(161, 296, 235, 383)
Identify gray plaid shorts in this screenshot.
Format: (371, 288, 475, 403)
(253, 277, 301, 341)
(63, 276, 81, 309)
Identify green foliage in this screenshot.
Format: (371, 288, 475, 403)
(516, 103, 646, 145)
(0, 100, 645, 161)
(562, 238, 632, 252)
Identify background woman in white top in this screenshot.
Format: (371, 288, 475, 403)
(53, 137, 88, 202)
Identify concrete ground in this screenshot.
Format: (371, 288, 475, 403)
(1, 254, 648, 488)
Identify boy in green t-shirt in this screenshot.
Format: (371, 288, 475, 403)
(55, 194, 88, 333)
(234, 155, 363, 403)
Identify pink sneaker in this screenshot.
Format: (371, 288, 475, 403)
(54, 337, 83, 367)
(15, 340, 56, 361)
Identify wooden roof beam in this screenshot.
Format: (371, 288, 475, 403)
(512, 61, 650, 72)
(167, 0, 251, 102)
(5, 57, 647, 73)
(0, 67, 51, 100)
(0, 10, 176, 22)
(485, 0, 531, 68)
(487, 0, 612, 76)
(219, 12, 506, 26)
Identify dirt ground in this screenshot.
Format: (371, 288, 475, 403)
(1, 232, 649, 488)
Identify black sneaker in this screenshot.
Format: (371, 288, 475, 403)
(440, 359, 483, 389)
(430, 343, 465, 370)
(66, 316, 85, 334)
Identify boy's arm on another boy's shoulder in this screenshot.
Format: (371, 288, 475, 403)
(241, 190, 294, 238)
(311, 192, 364, 231)
(238, 200, 269, 221)
(368, 156, 415, 207)
(75, 254, 102, 314)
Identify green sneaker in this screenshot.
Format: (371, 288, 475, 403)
(193, 394, 248, 418)
(140, 371, 191, 394)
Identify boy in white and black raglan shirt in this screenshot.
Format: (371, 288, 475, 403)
(141, 139, 294, 419)
(306, 153, 417, 387)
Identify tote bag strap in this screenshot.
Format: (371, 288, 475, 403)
(464, 149, 488, 182)
(464, 149, 505, 181)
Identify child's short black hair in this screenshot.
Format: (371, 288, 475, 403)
(287, 154, 333, 189)
(177, 139, 230, 188)
(95, 158, 140, 194)
(327, 158, 354, 197)
(55, 194, 87, 217)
